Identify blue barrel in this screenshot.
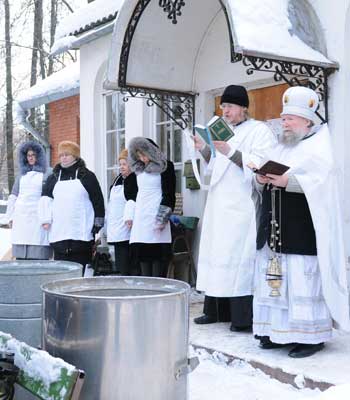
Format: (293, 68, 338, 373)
(0, 260, 82, 348)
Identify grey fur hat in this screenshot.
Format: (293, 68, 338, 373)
(18, 140, 47, 175)
(128, 137, 167, 174)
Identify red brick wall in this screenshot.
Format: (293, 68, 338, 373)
(49, 95, 80, 166)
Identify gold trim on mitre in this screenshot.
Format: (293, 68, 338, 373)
(309, 99, 315, 108)
(284, 95, 289, 104)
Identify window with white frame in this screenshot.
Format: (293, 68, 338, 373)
(104, 92, 125, 189)
(155, 103, 183, 193)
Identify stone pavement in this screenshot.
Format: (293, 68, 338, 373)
(189, 301, 350, 391)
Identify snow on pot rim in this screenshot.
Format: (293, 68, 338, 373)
(41, 276, 190, 300)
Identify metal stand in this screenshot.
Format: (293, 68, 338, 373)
(0, 353, 19, 400)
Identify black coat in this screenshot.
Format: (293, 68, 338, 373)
(124, 160, 176, 211)
(256, 185, 317, 255)
(42, 158, 105, 221)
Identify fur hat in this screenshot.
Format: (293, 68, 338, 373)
(281, 86, 319, 122)
(128, 137, 167, 174)
(18, 140, 47, 175)
(58, 141, 80, 158)
(118, 149, 128, 161)
(221, 85, 249, 108)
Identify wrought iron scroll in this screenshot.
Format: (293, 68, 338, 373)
(159, 0, 186, 24)
(119, 0, 152, 88)
(241, 55, 332, 122)
(120, 86, 195, 130)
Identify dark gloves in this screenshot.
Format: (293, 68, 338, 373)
(156, 205, 172, 225)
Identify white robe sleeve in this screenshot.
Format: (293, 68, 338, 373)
(3, 194, 17, 223)
(123, 200, 136, 222)
(241, 123, 277, 181)
(38, 196, 53, 224)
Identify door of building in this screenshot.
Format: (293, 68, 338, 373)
(215, 83, 289, 120)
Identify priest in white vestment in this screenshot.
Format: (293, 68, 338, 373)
(194, 85, 276, 331)
(254, 86, 350, 358)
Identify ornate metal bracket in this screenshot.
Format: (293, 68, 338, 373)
(159, 0, 186, 24)
(120, 86, 195, 130)
(240, 55, 332, 122)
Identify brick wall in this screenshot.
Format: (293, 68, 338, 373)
(49, 95, 80, 166)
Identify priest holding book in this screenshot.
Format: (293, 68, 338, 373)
(253, 86, 350, 357)
(194, 85, 276, 332)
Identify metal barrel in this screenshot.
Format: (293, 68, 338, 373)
(0, 260, 82, 347)
(42, 276, 195, 400)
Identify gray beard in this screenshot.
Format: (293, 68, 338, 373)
(280, 129, 306, 146)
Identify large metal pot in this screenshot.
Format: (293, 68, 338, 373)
(0, 260, 82, 347)
(42, 276, 197, 400)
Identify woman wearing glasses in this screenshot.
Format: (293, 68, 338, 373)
(5, 141, 52, 260)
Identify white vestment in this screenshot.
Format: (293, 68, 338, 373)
(253, 124, 350, 344)
(196, 119, 276, 297)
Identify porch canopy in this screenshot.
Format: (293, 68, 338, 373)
(105, 0, 337, 126)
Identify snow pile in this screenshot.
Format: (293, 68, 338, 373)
(227, 0, 331, 64)
(16, 62, 80, 107)
(189, 346, 321, 400)
(55, 0, 124, 40)
(303, 384, 350, 400)
(0, 331, 76, 400)
(51, 35, 77, 55)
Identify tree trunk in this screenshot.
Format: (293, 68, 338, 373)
(29, 0, 44, 129)
(4, 0, 14, 192)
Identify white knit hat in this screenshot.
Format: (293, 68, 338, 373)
(281, 86, 319, 122)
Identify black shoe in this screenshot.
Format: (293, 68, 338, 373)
(230, 324, 252, 332)
(288, 343, 324, 358)
(259, 337, 288, 349)
(193, 315, 217, 324)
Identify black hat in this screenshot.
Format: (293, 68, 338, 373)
(220, 85, 249, 108)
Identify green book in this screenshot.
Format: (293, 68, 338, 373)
(194, 116, 234, 144)
(207, 116, 234, 141)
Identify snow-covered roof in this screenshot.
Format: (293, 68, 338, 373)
(227, 0, 332, 66)
(55, 0, 124, 40)
(16, 62, 80, 110)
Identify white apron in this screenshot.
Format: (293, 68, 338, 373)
(49, 170, 94, 243)
(106, 182, 130, 243)
(196, 120, 276, 297)
(12, 171, 49, 246)
(129, 172, 171, 244)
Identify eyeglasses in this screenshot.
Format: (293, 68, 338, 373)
(27, 153, 36, 158)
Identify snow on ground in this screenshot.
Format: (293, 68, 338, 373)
(190, 302, 350, 386)
(189, 347, 320, 400)
(308, 384, 350, 400)
(227, 0, 331, 64)
(55, 0, 124, 40)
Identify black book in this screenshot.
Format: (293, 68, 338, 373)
(252, 160, 290, 176)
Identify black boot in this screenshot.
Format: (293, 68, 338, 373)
(230, 324, 252, 332)
(259, 337, 289, 349)
(194, 314, 217, 324)
(288, 343, 324, 358)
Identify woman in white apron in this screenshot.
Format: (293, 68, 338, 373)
(4, 141, 52, 260)
(39, 141, 105, 272)
(106, 149, 137, 275)
(125, 137, 176, 278)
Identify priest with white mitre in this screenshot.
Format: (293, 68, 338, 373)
(253, 86, 350, 358)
